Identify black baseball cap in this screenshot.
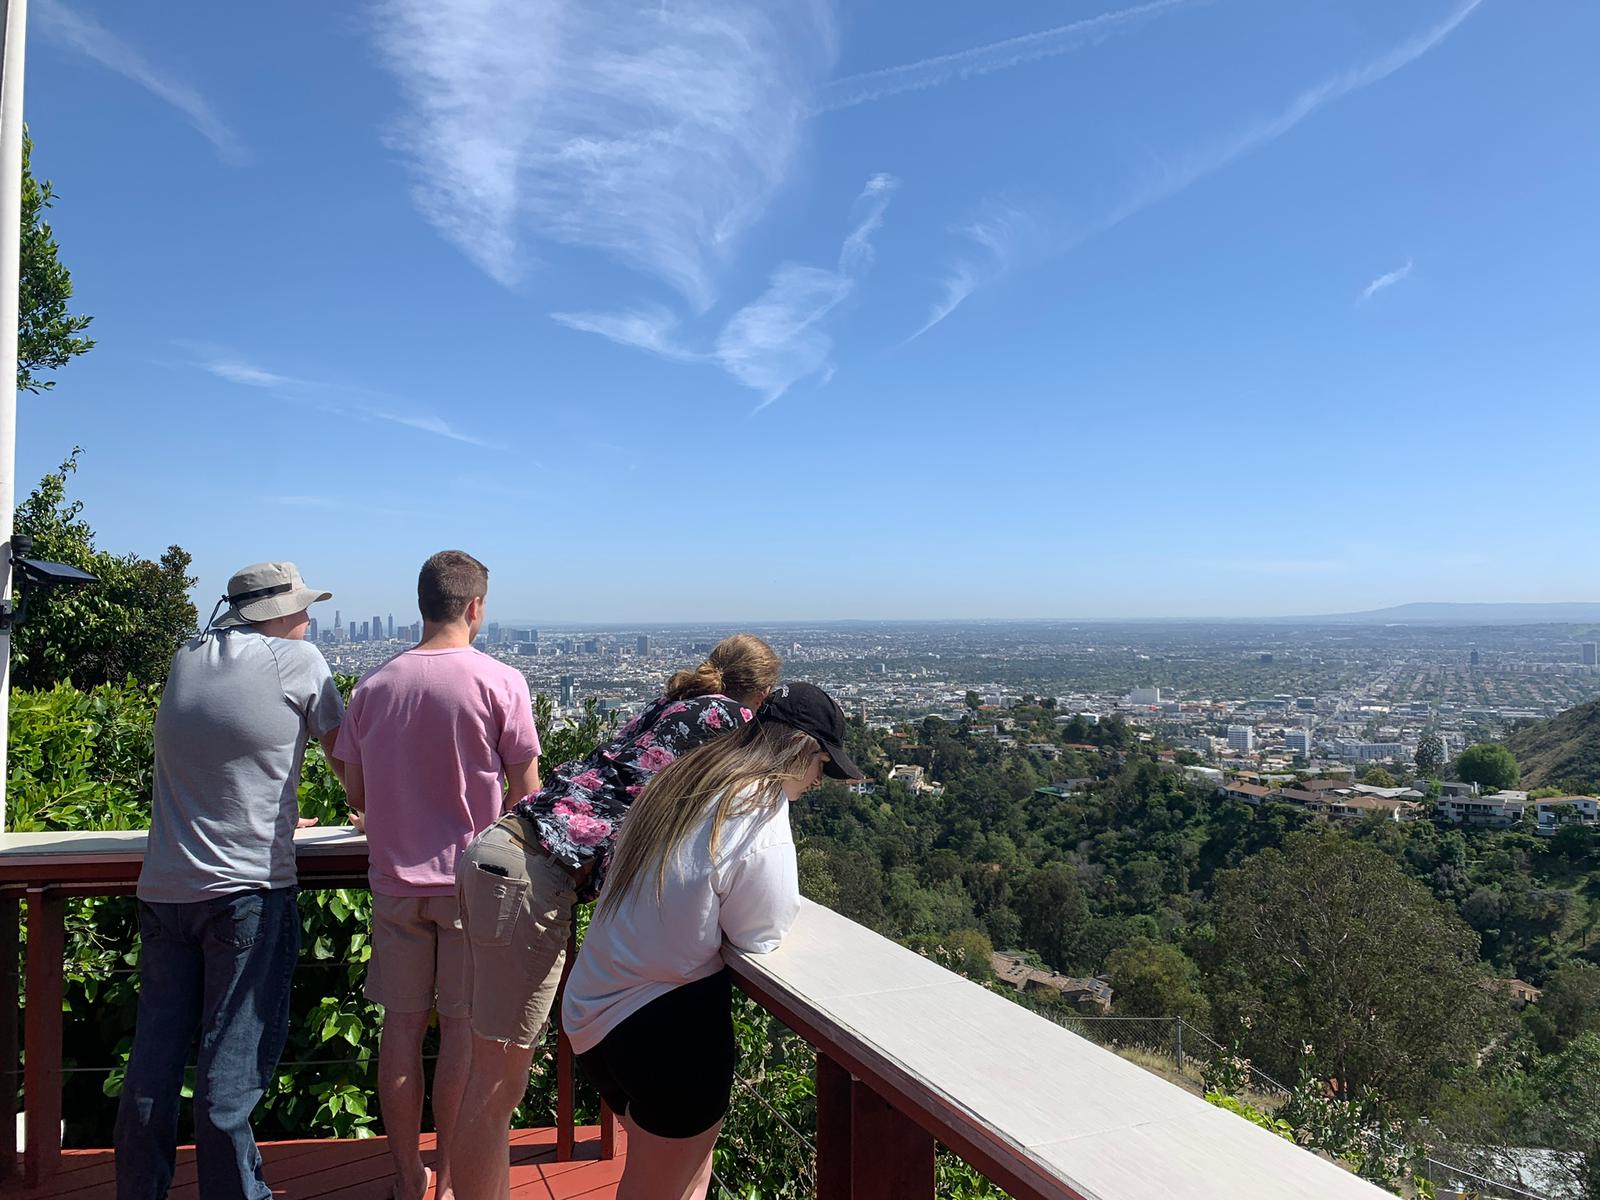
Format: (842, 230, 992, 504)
(757, 682, 862, 781)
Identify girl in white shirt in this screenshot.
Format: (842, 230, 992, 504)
(562, 682, 860, 1200)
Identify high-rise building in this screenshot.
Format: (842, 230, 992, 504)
(487, 622, 502, 644)
(559, 675, 575, 707)
(307, 618, 319, 643)
(1226, 725, 1255, 753)
(1129, 686, 1161, 706)
(637, 635, 651, 656)
(387, 614, 395, 639)
(1284, 729, 1312, 757)
(334, 610, 342, 639)
(1470, 649, 1481, 666)
(1583, 642, 1599, 667)
(373, 614, 384, 642)
(359, 620, 370, 641)
(583, 638, 600, 655)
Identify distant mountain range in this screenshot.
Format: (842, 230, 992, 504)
(1294, 603, 1600, 626)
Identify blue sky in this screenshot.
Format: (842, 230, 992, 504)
(14, 0, 1599, 622)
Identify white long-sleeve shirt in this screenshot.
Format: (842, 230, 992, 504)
(562, 786, 800, 1054)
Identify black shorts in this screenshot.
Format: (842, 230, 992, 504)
(575, 968, 736, 1139)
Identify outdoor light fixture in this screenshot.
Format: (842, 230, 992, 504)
(0, 534, 99, 631)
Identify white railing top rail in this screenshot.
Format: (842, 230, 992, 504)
(725, 899, 1393, 1200)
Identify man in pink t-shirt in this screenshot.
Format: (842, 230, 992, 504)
(336, 550, 539, 1200)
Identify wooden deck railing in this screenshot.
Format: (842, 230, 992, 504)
(0, 827, 612, 1187)
(725, 899, 1397, 1200)
(0, 832, 1400, 1199)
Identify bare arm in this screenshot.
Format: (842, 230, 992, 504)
(320, 729, 346, 785)
(343, 759, 367, 831)
(504, 757, 541, 811)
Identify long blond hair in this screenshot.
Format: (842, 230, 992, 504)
(599, 720, 816, 913)
(663, 633, 781, 703)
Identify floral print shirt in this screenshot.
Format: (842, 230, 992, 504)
(515, 693, 754, 901)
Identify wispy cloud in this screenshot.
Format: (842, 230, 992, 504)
(367, 0, 836, 305)
(812, 0, 1199, 113)
(910, 205, 1032, 341)
(909, 1, 1483, 339)
(366, 409, 497, 448)
(35, 1, 246, 164)
(554, 174, 898, 410)
(183, 347, 500, 449)
(550, 307, 705, 364)
(1098, 1, 1484, 242)
(196, 358, 306, 389)
(721, 174, 899, 409)
(1359, 259, 1415, 304)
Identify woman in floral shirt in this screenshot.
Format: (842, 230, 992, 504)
(452, 634, 780, 1200)
(519, 687, 757, 899)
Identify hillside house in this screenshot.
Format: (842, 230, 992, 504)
(1534, 796, 1599, 837)
(989, 952, 1114, 1014)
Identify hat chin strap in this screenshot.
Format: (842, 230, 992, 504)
(198, 594, 231, 641)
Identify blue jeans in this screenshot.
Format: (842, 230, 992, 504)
(114, 888, 300, 1200)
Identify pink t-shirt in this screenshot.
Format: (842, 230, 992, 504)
(335, 647, 539, 896)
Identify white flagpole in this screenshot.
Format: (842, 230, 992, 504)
(0, 0, 28, 831)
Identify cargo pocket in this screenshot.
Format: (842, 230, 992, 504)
(464, 859, 529, 948)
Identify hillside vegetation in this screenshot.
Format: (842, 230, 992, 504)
(1507, 697, 1600, 792)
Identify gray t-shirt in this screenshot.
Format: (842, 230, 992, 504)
(138, 628, 345, 903)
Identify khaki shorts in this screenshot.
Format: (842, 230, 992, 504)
(458, 814, 578, 1048)
(365, 893, 470, 1019)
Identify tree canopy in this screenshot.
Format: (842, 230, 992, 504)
(1457, 742, 1521, 792)
(11, 451, 197, 689)
(1415, 732, 1446, 778)
(19, 132, 94, 392)
(1105, 936, 1209, 1026)
(1208, 831, 1503, 1113)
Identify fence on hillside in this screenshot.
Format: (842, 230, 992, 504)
(1031, 1012, 1572, 1200)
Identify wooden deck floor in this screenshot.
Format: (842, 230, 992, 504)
(1, 1127, 625, 1200)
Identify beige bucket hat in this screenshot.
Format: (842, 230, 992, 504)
(209, 561, 333, 629)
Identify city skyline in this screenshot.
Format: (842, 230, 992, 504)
(15, 0, 1600, 621)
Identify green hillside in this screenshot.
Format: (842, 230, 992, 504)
(1507, 697, 1600, 791)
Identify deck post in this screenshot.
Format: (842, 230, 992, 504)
(850, 1073, 935, 1200)
(23, 885, 62, 1185)
(0, 893, 17, 1180)
(814, 1052, 852, 1200)
(598, 1101, 616, 1159)
(554, 925, 578, 1162)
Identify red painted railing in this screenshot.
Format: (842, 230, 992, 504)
(0, 829, 613, 1187)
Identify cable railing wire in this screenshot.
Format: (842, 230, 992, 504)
(732, 1073, 817, 1158)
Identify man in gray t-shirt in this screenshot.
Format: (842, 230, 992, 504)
(116, 562, 344, 1200)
